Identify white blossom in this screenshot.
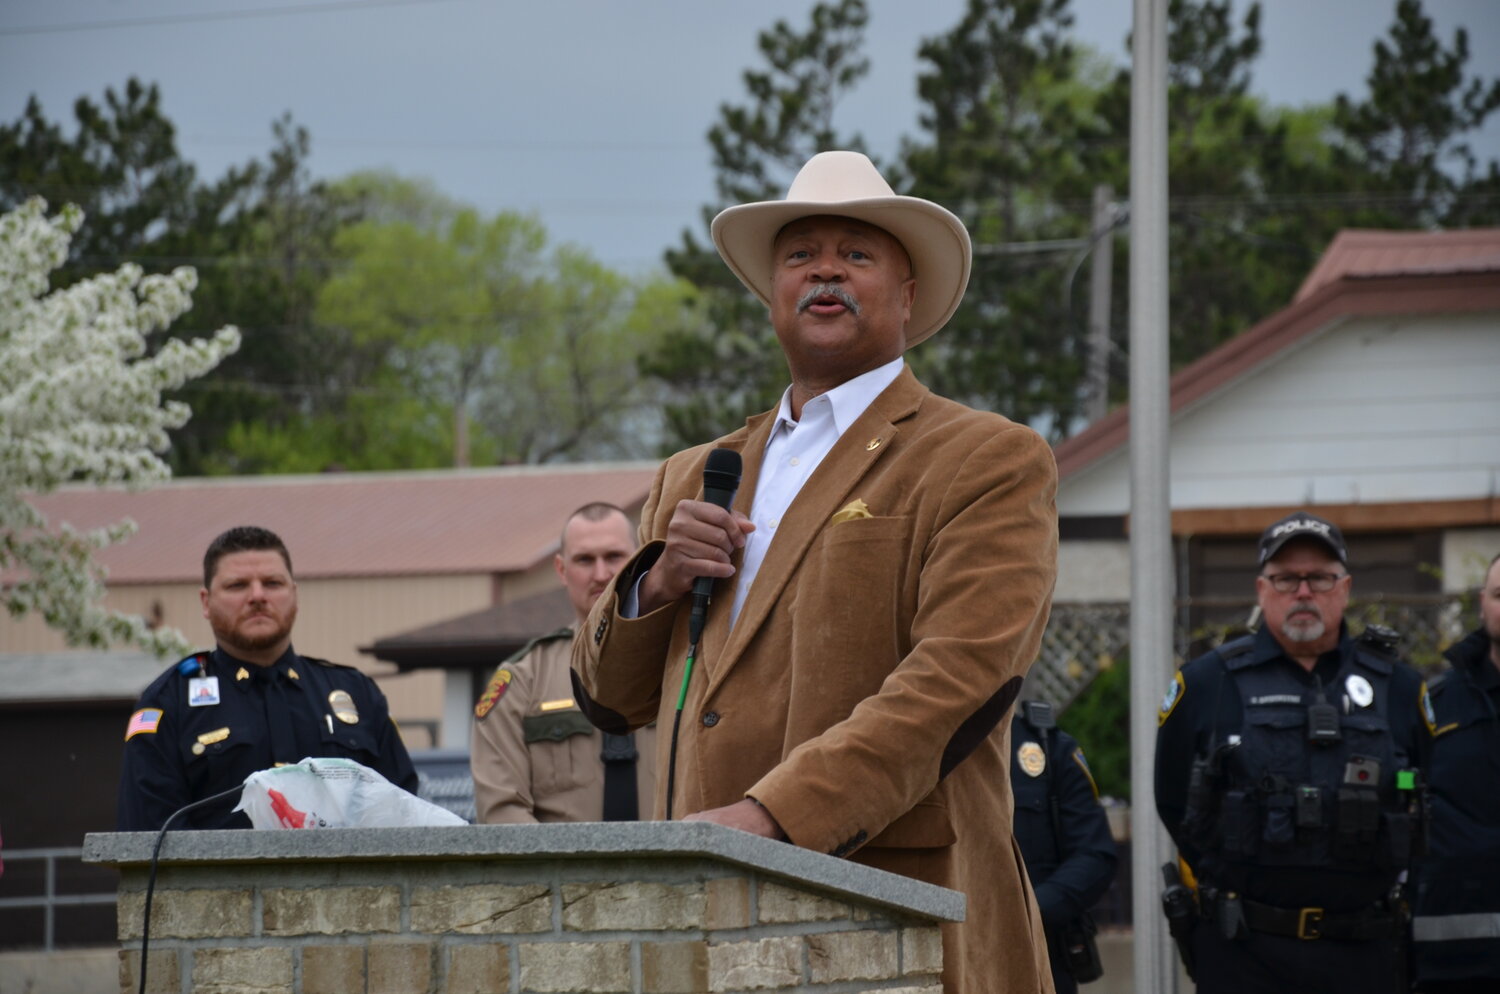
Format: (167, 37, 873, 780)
(1, 197, 241, 657)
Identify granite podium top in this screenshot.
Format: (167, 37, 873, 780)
(85, 821, 964, 924)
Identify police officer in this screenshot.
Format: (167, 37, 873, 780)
(1155, 511, 1433, 994)
(1413, 551, 1500, 993)
(470, 503, 656, 823)
(117, 526, 417, 831)
(1010, 701, 1118, 994)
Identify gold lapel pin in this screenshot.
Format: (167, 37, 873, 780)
(866, 437, 882, 451)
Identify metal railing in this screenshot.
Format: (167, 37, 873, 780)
(0, 847, 115, 951)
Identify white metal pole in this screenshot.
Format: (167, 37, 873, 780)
(1086, 183, 1115, 423)
(1130, 0, 1178, 992)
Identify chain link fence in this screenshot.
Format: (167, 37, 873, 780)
(1029, 593, 1479, 709)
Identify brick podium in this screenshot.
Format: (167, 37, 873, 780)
(85, 822, 962, 994)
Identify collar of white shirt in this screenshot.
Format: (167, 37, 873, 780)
(767, 355, 906, 442)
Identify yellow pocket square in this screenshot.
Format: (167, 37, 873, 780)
(830, 498, 873, 525)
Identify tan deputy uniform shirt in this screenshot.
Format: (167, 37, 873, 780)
(471, 629, 656, 823)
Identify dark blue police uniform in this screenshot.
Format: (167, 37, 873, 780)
(1413, 628, 1500, 992)
(1155, 623, 1433, 994)
(117, 647, 418, 831)
(1010, 705, 1118, 994)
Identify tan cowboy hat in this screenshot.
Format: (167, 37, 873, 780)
(710, 150, 972, 348)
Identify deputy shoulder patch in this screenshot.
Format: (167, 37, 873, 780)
(1158, 670, 1186, 726)
(475, 668, 513, 719)
(1419, 680, 1437, 737)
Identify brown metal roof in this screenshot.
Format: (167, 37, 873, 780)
(1055, 235, 1500, 483)
(362, 587, 575, 671)
(23, 463, 658, 584)
(1295, 227, 1500, 302)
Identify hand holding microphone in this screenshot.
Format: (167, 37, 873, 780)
(658, 449, 747, 821)
(637, 449, 753, 618)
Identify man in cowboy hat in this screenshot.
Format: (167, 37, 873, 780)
(573, 151, 1059, 993)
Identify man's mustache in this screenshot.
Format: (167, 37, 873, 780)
(1287, 600, 1321, 619)
(797, 283, 861, 314)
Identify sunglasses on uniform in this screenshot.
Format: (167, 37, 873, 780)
(1260, 571, 1347, 594)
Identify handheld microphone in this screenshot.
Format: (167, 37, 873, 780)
(668, 447, 741, 820)
(687, 448, 742, 646)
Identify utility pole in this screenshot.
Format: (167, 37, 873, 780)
(1086, 184, 1115, 423)
(1130, 0, 1178, 992)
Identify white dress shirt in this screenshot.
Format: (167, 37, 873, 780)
(623, 356, 905, 626)
(726, 356, 904, 626)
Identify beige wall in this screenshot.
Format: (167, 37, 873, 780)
(1442, 527, 1500, 592)
(496, 558, 562, 602)
(1056, 539, 1132, 603)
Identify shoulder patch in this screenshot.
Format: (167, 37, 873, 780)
(1158, 670, 1186, 726)
(1419, 680, 1437, 737)
(125, 708, 163, 741)
(1072, 747, 1101, 800)
(475, 668, 513, 719)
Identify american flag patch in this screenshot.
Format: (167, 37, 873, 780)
(125, 708, 163, 740)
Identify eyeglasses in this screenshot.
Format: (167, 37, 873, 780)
(1261, 572, 1346, 594)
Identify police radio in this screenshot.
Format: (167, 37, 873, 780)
(1307, 677, 1341, 745)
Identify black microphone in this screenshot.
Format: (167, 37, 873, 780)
(687, 448, 742, 646)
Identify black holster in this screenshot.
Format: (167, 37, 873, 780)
(1160, 863, 1198, 980)
(1059, 912, 1104, 983)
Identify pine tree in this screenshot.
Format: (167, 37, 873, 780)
(901, 0, 1092, 434)
(643, 0, 872, 450)
(1332, 0, 1500, 226)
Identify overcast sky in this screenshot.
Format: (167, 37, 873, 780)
(4, 0, 1497, 275)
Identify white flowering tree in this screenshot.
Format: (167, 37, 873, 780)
(1, 197, 241, 656)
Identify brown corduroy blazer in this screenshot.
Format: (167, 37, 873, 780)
(574, 366, 1059, 994)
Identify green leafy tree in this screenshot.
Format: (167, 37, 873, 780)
(1060, 655, 1130, 800)
(316, 209, 550, 467)
(477, 245, 670, 464)
(316, 204, 669, 466)
(646, 0, 872, 450)
(200, 172, 468, 474)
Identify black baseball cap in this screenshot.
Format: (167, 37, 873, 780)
(1258, 512, 1349, 567)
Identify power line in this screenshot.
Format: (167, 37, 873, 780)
(0, 0, 464, 37)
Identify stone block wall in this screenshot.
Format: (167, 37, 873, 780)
(89, 824, 959, 994)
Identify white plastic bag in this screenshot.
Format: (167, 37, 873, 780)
(233, 757, 466, 829)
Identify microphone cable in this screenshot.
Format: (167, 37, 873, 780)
(663, 637, 699, 823)
(138, 784, 246, 994)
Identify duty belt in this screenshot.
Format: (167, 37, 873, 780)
(1240, 897, 1394, 941)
